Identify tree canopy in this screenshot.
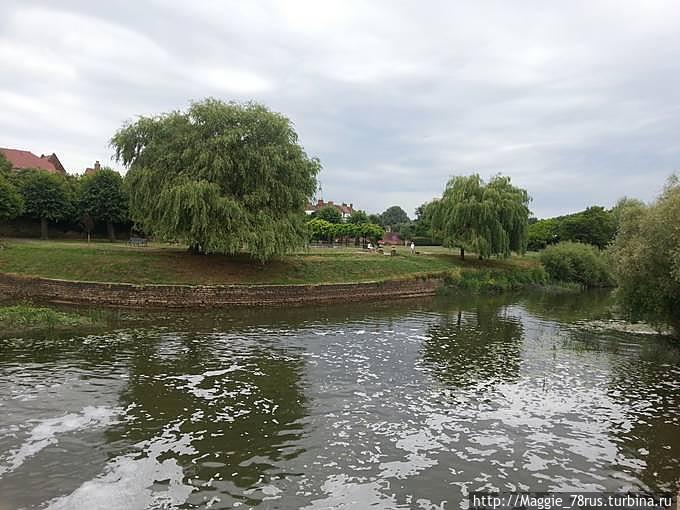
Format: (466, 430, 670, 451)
(367, 213, 381, 225)
(307, 218, 384, 243)
(315, 205, 343, 224)
(609, 176, 680, 334)
(558, 206, 615, 249)
(78, 168, 128, 241)
(347, 210, 369, 224)
(431, 174, 530, 259)
(528, 206, 617, 251)
(12, 170, 72, 239)
(380, 205, 409, 228)
(0, 175, 23, 222)
(111, 98, 320, 261)
(0, 153, 12, 175)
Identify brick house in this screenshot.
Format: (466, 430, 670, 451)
(0, 148, 67, 175)
(305, 199, 355, 220)
(84, 161, 102, 176)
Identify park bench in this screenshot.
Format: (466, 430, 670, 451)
(127, 236, 148, 247)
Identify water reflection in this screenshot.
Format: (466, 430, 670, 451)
(0, 292, 679, 509)
(422, 296, 524, 388)
(607, 336, 680, 491)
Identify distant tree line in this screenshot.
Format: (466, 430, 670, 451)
(0, 157, 128, 242)
(527, 205, 618, 250)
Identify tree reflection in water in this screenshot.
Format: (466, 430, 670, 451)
(104, 328, 309, 508)
(423, 295, 524, 388)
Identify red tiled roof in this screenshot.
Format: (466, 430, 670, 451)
(305, 199, 355, 215)
(0, 148, 58, 173)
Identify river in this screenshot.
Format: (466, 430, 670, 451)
(0, 291, 679, 509)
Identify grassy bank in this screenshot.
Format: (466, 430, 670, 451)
(0, 304, 100, 334)
(0, 239, 539, 285)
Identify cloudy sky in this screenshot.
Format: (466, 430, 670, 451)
(1, 0, 679, 217)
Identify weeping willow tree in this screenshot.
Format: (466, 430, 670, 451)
(111, 99, 321, 262)
(431, 174, 530, 259)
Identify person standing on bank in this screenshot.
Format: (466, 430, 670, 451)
(410, 241, 415, 255)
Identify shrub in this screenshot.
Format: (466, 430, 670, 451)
(540, 242, 614, 288)
(608, 176, 680, 333)
(441, 266, 548, 293)
(412, 236, 441, 246)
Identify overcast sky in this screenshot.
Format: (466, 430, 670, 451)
(1, 1, 679, 217)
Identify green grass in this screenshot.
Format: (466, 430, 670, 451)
(0, 304, 98, 333)
(0, 239, 539, 285)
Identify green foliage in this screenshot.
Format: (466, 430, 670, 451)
(0, 153, 12, 175)
(360, 223, 385, 242)
(540, 242, 614, 288)
(307, 219, 384, 242)
(527, 218, 559, 250)
(431, 174, 531, 258)
(307, 218, 336, 241)
(111, 98, 320, 262)
(529, 206, 617, 251)
(441, 266, 548, 293)
(347, 210, 369, 224)
(610, 197, 645, 229)
(609, 176, 680, 333)
(0, 174, 24, 222)
(558, 206, 615, 249)
(0, 304, 96, 332)
(399, 201, 441, 244)
(367, 213, 382, 225)
(12, 170, 72, 222)
(380, 205, 409, 228)
(78, 168, 128, 223)
(412, 236, 440, 246)
(316, 205, 342, 224)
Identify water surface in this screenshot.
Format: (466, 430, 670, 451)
(0, 291, 679, 509)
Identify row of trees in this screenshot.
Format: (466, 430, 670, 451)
(0, 162, 128, 241)
(311, 203, 410, 230)
(527, 205, 618, 250)
(306, 218, 384, 245)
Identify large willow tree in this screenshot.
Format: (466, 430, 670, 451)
(431, 174, 530, 259)
(111, 99, 321, 262)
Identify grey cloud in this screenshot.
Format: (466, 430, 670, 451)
(1, 0, 679, 217)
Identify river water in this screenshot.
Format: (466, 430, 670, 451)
(0, 291, 679, 509)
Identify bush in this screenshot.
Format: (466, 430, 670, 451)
(412, 236, 441, 246)
(540, 242, 614, 288)
(609, 176, 680, 333)
(441, 266, 548, 293)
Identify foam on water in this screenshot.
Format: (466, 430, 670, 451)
(44, 421, 197, 510)
(0, 406, 120, 477)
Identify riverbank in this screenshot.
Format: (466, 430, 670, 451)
(0, 239, 547, 308)
(0, 239, 538, 285)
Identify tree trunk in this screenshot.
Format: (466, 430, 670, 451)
(106, 221, 116, 242)
(188, 243, 202, 254)
(40, 218, 48, 240)
(460, 247, 465, 260)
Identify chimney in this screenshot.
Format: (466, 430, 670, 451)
(94, 161, 101, 171)
(350, 203, 353, 209)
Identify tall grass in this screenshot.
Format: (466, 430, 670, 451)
(0, 304, 98, 332)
